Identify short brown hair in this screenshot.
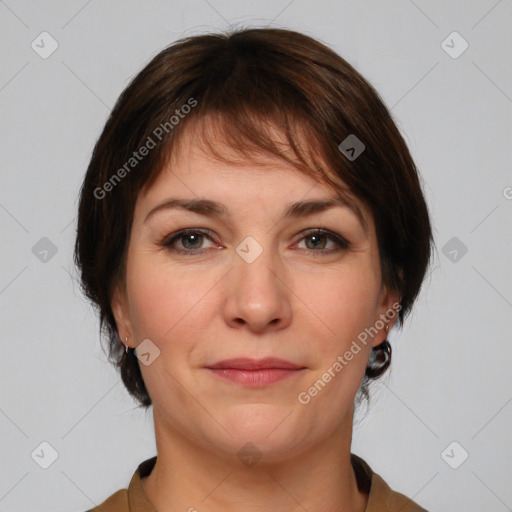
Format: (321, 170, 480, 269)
(74, 27, 433, 409)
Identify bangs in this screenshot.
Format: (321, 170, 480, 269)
(145, 101, 355, 205)
(138, 28, 362, 203)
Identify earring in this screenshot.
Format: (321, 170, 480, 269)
(124, 336, 129, 354)
(365, 338, 392, 379)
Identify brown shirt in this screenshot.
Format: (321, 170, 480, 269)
(86, 454, 428, 511)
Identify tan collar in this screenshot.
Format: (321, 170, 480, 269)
(126, 454, 426, 512)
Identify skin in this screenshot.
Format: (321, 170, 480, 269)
(112, 127, 399, 512)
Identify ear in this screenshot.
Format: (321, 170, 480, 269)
(371, 284, 401, 348)
(111, 283, 134, 349)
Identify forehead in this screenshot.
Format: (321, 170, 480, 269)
(140, 143, 332, 213)
(136, 115, 370, 227)
(148, 115, 341, 194)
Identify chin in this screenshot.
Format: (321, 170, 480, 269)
(207, 403, 312, 462)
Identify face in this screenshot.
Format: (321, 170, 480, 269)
(112, 128, 399, 463)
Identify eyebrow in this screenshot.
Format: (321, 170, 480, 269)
(144, 196, 367, 231)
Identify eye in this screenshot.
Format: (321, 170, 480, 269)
(294, 229, 350, 255)
(160, 228, 350, 256)
(160, 229, 218, 254)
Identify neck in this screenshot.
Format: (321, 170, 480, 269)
(141, 407, 368, 512)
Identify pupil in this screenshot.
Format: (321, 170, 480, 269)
(308, 235, 325, 249)
(184, 234, 201, 249)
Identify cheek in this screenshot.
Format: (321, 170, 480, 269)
(302, 263, 381, 348)
(294, 267, 381, 412)
(295, 270, 380, 411)
(125, 254, 214, 346)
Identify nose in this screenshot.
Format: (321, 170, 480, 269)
(222, 242, 292, 334)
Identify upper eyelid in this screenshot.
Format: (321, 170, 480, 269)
(162, 228, 349, 249)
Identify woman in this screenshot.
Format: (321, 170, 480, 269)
(75, 27, 433, 512)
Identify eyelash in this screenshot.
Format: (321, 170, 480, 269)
(160, 228, 350, 256)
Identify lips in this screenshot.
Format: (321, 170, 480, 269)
(206, 357, 305, 370)
(205, 358, 306, 387)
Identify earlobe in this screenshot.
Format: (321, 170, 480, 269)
(375, 285, 401, 344)
(111, 285, 132, 344)
(384, 293, 401, 332)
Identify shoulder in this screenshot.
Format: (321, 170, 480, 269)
(84, 488, 129, 512)
(370, 472, 429, 511)
(83, 456, 157, 512)
(351, 453, 429, 512)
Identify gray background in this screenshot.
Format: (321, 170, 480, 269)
(1, 1, 511, 511)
